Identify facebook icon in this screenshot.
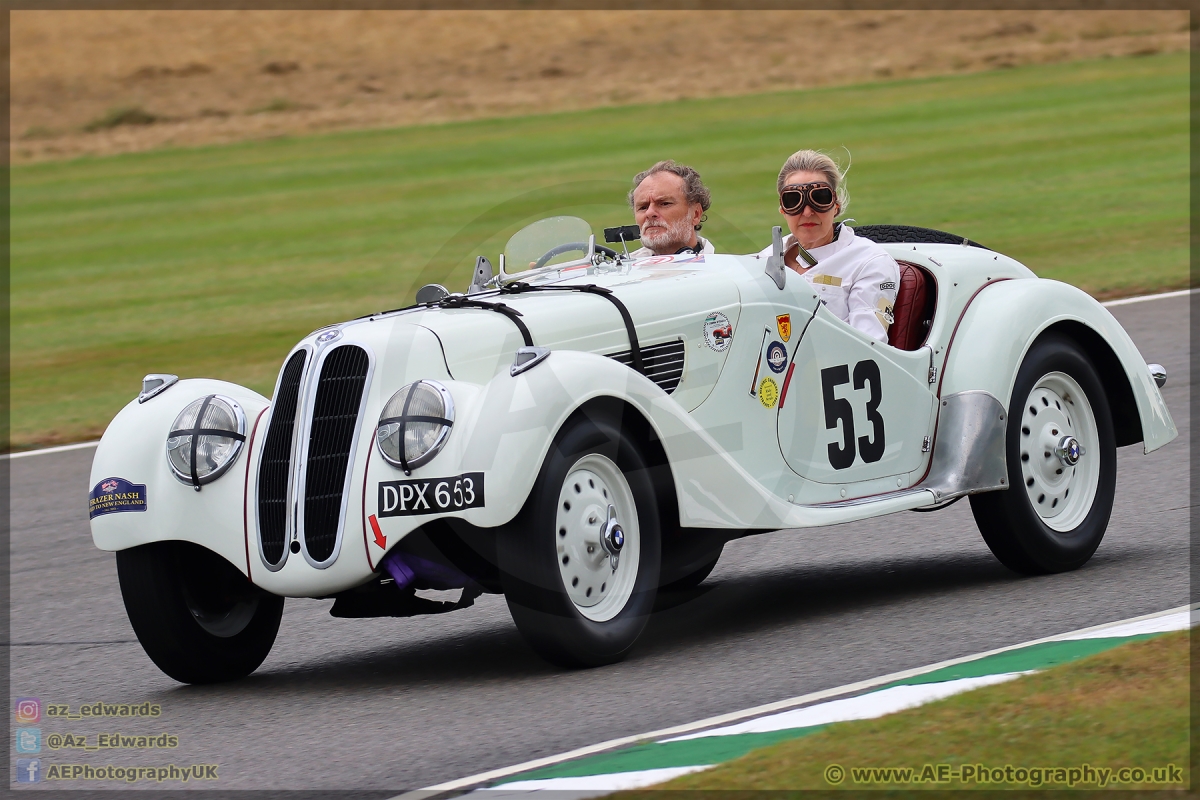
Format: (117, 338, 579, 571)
(16, 758, 41, 783)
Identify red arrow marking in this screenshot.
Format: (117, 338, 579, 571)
(368, 514, 386, 549)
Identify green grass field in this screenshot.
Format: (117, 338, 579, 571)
(11, 52, 1188, 449)
(626, 630, 1188, 796)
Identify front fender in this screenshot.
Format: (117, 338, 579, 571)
(89, 379, 270, 576)
(940, 279, 1176, 454)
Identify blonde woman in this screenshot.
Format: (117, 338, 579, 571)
(759, 150, 899, 342)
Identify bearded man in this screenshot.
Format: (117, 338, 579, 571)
(627, 160, 715, 256)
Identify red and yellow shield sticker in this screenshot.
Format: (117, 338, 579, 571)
(776, 314, 791, 343)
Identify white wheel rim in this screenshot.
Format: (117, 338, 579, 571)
(1018, 371, 1099, 532)
(555, 454, 640, 622)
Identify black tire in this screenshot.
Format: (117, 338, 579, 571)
(660, 548, 722, 592)
(116, 541, 284, 684)
(854, 224, 989, 250)
(499, 412, 661, 668)
(969, 333, 1116, 574)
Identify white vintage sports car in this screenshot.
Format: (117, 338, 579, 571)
(90, 217, 1175, 683)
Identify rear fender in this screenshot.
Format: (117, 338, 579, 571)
(940, 280, 1176, 454)
(89, 379, 270, 576)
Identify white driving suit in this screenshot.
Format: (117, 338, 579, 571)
(758, 225, 899, 342)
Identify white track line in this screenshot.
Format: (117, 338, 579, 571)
(3, 290, 1190, 462)
(2, 440, 100, 460)
(395, 604, 1194, 800)
(1101, 287, 1195, 307)
(479, 766, 713, 795)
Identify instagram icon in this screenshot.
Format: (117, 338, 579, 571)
(14, 698, 41, 724)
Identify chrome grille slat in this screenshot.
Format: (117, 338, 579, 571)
(302, 345, 370, 564)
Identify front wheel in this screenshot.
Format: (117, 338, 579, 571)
(969, 333, 1116, 574)
(499, 413, 661, 667)
(116, 541, 284, 684)
(661, 547, 722, 592)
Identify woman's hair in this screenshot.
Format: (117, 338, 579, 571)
(776, 149, 849, 214)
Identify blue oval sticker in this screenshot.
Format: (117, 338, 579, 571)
(89, 477, 148, 520)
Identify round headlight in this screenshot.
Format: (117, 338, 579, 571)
(166, 395, 247, 488)
(376, 380, 455, 472)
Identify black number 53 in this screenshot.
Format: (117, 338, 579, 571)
(820, 360, 886, 469)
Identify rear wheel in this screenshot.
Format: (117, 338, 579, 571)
(116, 541, 284, 683)
(499, 414, 661, 667)
(969, 334, 1116, 574)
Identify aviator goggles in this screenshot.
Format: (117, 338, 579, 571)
(779, 182, 837, 215)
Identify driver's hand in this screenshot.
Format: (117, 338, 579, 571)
(529, 262, 537, 268)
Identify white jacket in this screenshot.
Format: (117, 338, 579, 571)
(757, 225, 899, 342)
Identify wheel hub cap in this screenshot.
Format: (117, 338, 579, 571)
(1018, 372, 1099, 531)
(599, 504, 623, 570)
(555, 455, 639, 621)
(1054, 435, 1084, 467)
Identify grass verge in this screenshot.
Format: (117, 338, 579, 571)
(624, 630, 1188, 795)
(11, 52, 1188, 448)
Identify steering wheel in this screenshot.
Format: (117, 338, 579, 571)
(533, 242, 619, 270)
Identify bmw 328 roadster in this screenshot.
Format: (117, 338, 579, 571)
(90, 217, 1175, 682)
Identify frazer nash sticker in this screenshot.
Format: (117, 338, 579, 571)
(89, 477, 148, 520)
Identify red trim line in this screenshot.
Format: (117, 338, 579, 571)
(362, 452, 376, 571)
(778, 361, 797, 409)
(243, 406, 268, 579)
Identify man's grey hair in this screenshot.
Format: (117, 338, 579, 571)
(776, 149, 850, 214)
(628, 160, 712, 229)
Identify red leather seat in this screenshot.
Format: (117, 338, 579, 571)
(887, 261, 934, 351)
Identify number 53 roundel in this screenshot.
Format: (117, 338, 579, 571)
(777, 313, 936, 483)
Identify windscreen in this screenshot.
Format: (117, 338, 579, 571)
(504, 216, 594, 270)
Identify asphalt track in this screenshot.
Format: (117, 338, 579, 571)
(8, 294, 1189, 795)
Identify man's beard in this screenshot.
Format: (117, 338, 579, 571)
(640, 216, 695, 253)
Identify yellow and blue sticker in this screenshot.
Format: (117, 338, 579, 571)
(89, 477, 147, 520)
(759, 377, 780, 408)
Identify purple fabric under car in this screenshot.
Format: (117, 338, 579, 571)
(381, 549, 469, 591)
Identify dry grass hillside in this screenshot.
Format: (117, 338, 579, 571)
(11, 10, 1191, 163)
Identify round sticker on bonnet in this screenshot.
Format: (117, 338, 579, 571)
(766, 341, 788, 373)
(759, 376, 779, 408)
(703, 311, 733, 352)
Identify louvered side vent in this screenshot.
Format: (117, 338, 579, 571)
(303, 345, 370, 563)
(607, 339, 686, 394)
(257, 350, 307, 566)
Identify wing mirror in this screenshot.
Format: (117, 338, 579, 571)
(415, 284, 450, 303)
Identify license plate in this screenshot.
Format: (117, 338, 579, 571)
(377, 472, 485, 517)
